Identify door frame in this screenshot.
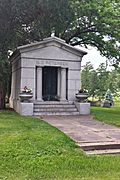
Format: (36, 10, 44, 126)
(42, 66, 58, 101)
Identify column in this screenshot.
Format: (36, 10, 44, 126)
(37, 67, 43, 101)
(60, 68, 66, 101)
(79, 61, 82, 90)
(57, 68, 61, 98)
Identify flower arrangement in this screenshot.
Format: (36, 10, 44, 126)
(19, 86, 33, 102)
(21, 86, 32, 93)
(77, 89, 88, 94)
(75, 88, 89, 102)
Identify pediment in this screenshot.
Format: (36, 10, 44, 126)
(11, 36, 87, 62)
(21, 44, 83, 61)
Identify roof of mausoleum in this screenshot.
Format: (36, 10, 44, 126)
(10, 36, 87, 60)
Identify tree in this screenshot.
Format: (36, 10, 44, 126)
(1, 0, 119, 61)
(96, 63, 110, 99)
(18, 0, 120, 64)
(0, 0, 120, 107)
(66, 0, 120, 66)
(81, 62, 120, 100)
(107, 69, 119, 94)
(81, 62, 98, 99)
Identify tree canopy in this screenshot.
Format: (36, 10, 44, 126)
(0, 0, 119, 61)
(67, 0, 120, 65)
(81, 62, 120, 100)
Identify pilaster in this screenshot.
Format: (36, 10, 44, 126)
(60, 68, 66, 101)
(37, 67, 43, 101)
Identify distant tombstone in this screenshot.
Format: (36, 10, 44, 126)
(101, 89, 113, 108)
(101, 100, 111, 108)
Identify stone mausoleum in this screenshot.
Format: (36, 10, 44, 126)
(10, 36, 90, 116)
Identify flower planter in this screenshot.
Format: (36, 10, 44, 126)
(75, 93, 89, 102)
(19, 93, 33, 102)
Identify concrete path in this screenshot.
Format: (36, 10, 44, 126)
(42, 115, 120, 155)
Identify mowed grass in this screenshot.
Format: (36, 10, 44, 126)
(0, 111, 120, 180)
(91, 101, 120, 127)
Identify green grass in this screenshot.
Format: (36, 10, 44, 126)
(0, 111, 120, 180)
(91, 101, 120, 127)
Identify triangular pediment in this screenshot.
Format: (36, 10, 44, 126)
(11, 36, 87, 61)
(21, 44, 84, 61)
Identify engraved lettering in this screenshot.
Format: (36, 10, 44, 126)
(36, 60, 68, 67)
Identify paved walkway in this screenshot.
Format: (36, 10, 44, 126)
(42, 115, 120, 145)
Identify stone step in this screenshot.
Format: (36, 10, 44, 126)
(34, 108, 77, 112)
(34, 104, 76, 108)
(34, 101, 74, 105)
(33, 101, 79, 116)
(34, 111, 79, 116)
(78, 142, 120, 151)
(86, 149, 120, 155)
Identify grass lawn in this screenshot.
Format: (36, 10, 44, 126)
(0, 111, 120, 180)
(91, 101, 120, 127)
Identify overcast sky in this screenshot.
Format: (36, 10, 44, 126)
(82, 47, 107, 69)
(76, 46, 108, 69)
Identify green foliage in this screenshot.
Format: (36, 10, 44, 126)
(81, 62, 98, 98)
(0, 111, 120, 179)
(68, 0, 120, 65)
(107, 69, 120, 93)
(0, 0, 119, 58)
(0, 0, 73, 102)
(81, 62, 120, 99)
(96, 63, 110, 98)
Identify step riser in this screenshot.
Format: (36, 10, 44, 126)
(81, 144, 120, 151)
(34, 108, 77, 112)
(34, 102, 74, 105)
(86, 151, 120, 155)
(34, 112, 79, 116)
(34, 105, 75, 108)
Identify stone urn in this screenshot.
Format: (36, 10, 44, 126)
(19, 92, 33, 102)
(75, 92, 89, 102)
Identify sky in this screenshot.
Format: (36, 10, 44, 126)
(75, 45, 108, 69)
(81, 46, 107, 69)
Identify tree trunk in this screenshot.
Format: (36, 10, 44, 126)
(0, 81, 5, 109)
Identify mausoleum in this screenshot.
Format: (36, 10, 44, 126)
(10, 36, 90, 115)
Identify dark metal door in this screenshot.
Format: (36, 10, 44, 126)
(42, 67, 58, 101)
